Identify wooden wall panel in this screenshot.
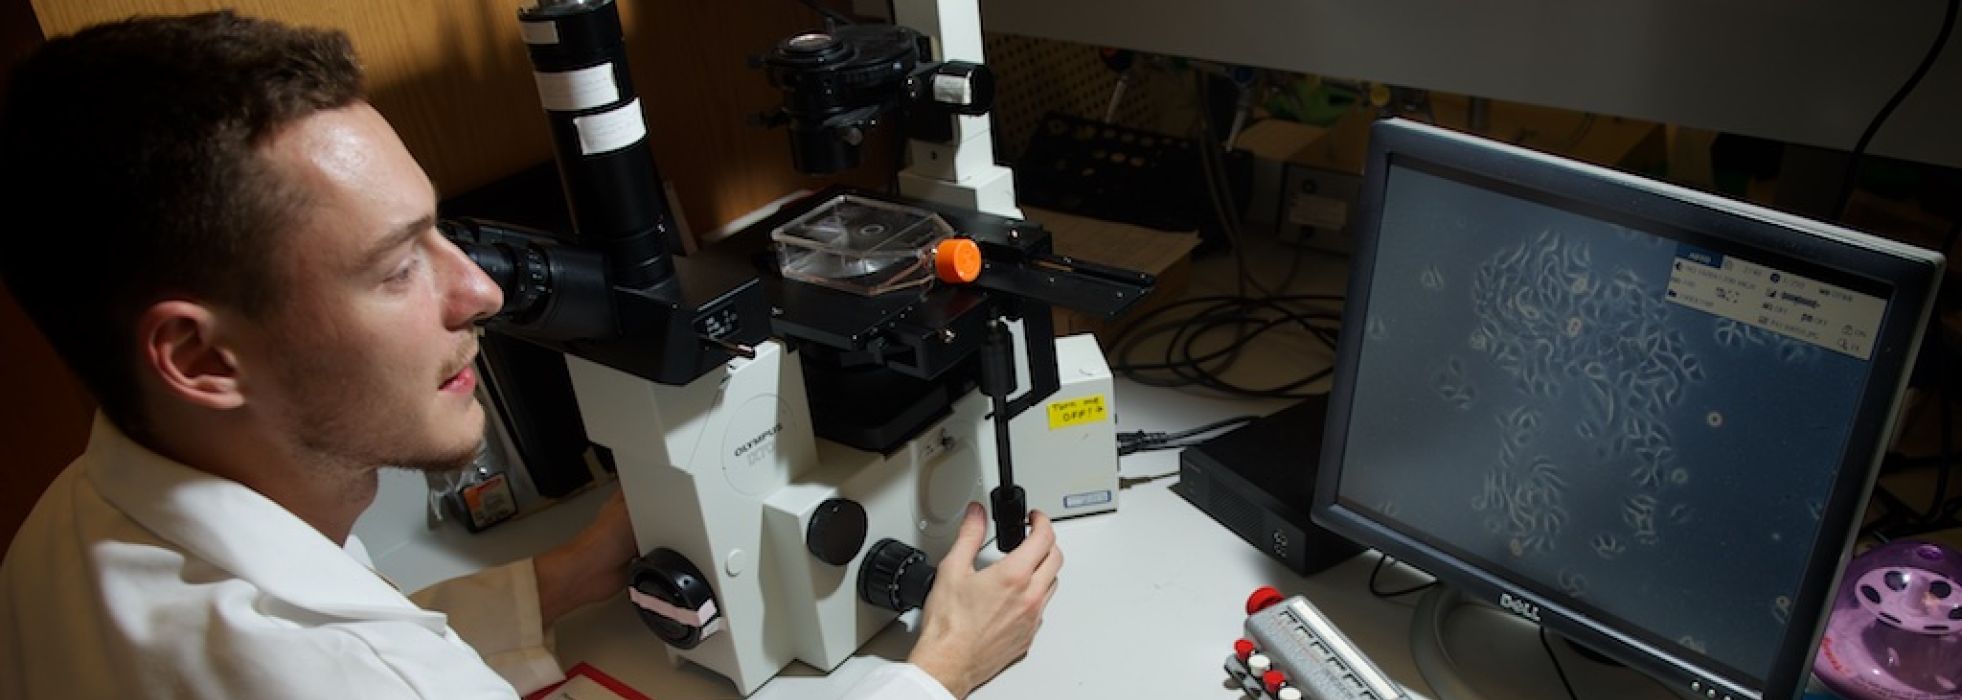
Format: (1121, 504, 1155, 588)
(0, 0, 85, 552)
(0, 289, 92, 552)
(31, 0, 891, 230)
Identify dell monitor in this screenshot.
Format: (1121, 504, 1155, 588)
(1314, 118, 1944, 700)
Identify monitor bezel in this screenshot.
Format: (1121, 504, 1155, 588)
(1312, 118, 1943, 700)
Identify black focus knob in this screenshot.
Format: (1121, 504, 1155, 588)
(806, 498, 868, 567)
(858, 539, 937, 612)
(628, 548, 718, 650)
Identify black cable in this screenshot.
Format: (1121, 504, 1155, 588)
(1115, 415, 1259, 455)
(1925, 357, 1954, 527)
(794, 0, 855, 27)
(1866, 484, 1923, 539)
(1122, 312, 1336, 396)
(1149, 306, 1321, 375)
(1156, 415, 1260, 443)
(1122, 70, 1336, 402)
(1833, 0, 1958, 219)
(1168, 315, 1337, 394)
(1193, 71, 1270, 298)
(1935, 219, 1960, 520)
(1867, 218, 1961, 537)
(1538, 626, 1582, 700)
(1110, 294, 1345, 398)
(1367, 555, 1438, 598)
(1192, 71, 1316, 299)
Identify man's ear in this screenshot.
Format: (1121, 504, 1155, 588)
(137, 300, 246, 411)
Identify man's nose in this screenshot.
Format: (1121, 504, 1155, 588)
(442, 238, 504, 328)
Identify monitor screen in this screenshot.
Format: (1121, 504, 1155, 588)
(1314, 119, 1943, 700)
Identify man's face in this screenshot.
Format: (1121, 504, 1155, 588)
(244, 102, 503, 473)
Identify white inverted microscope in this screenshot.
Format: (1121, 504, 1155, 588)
(439, 0, 1155, 693)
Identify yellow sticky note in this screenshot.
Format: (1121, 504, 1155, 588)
(1047, 394, 1109, 430)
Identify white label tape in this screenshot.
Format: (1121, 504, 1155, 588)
(932, 73, 973, 105)
(518, 20, 558, 46)
(628, 587, 718, 627)
(533, 63, 618, 112)
(574, 99, 647, 155)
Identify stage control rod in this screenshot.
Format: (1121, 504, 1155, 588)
(980, 319, 1027, 552)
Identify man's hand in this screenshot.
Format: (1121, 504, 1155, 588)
(909, 502, 1063, 699)
(534, 489, 636, 628)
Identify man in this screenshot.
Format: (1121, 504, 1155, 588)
(0, 12, 1060, 699)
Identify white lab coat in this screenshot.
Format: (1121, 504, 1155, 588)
(0, 414, 555, 698)
(0, 415, 950, 700)
(846, 663, 958, 700)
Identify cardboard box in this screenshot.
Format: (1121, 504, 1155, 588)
(1233, 104, 1664, 254)
(1022, 207, 1200, 350)
(1236, 112, 1371, 176)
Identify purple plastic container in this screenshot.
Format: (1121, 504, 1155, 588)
(1813, 540, 1962, 700)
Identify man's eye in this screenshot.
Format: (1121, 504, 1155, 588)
(384, 257, 419, 285)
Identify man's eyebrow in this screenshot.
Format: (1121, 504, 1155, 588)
(360, 213, 435, 268)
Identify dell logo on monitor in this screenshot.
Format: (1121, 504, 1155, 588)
(1499, 593, 1541, 623)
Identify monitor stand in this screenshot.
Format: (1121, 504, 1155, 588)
(1410, 585, 1700, 700)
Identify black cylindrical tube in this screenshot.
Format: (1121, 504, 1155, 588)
(991, 485, 1026, 553)
(980, 321, 1027, 552)
(980, 321, 1018, 485)
(788, 123, 861, 175)
(517, 0, 675, 288)
(440, 218, 617, 341)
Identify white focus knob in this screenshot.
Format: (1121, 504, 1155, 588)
(931, 73, 973, 106)
(1278, 687, 1304, 700)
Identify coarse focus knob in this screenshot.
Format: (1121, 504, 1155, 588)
(858, 538, 937, 612)
(628, 548, 717, 650)
(806, 498, 869, 567)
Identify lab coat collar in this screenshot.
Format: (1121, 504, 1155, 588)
(82, 414, 449, 633)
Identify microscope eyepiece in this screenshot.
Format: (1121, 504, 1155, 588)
(440, 218, 616, 341)
(457, 238, 550, 322)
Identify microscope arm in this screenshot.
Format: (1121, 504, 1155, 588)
(890, 0, 1018, 218)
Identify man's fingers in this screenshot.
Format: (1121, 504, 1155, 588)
(1031, 543, 1063, 591)
(1001, 509, 1056, 571)
(940, 501, 988, 571)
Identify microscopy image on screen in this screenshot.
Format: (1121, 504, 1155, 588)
(1340, 164, 1885, 680)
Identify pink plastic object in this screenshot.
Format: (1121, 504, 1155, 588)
(1813, 540, 1962, 700)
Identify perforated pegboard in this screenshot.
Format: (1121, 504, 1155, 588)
(982, 32, 1188, 163)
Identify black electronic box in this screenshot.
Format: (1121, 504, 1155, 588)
(1173, 395, 1364, 575)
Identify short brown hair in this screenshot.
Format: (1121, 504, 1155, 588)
(0, 12, 364, 436)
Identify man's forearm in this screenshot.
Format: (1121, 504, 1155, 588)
(535, 493, 638, 628)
